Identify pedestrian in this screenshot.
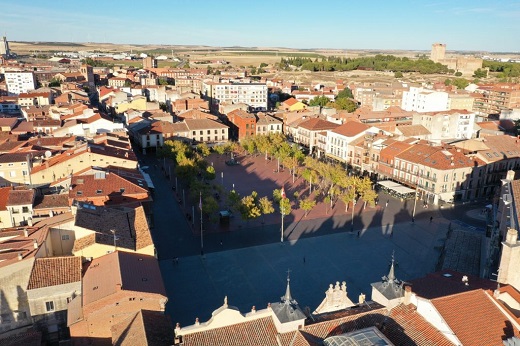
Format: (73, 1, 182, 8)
(430, 216, 433, 223)
(385, 200, 389, 208)
(303, 256, 306, 264)
(357, 230, 360, 238)
(390, 230, 393, 237)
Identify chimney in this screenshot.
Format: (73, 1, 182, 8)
(23, 228, 28, 237)
(194, 317, 200, 326)
(358, 293, 366, 305)
(33, 239, 38, 249)
(507, 170, 515, 181)
(18, 253, 23, 261)
(116, 283, 122, 291)
(506, 228, 518, 245)
(251, 306, 256, 314)
(403, 286, 412, 305)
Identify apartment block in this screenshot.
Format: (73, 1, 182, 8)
(202, 82, 268, 112)
(402, 87, 449, 113)
(411, 110, 476, 141)
(5, 72, 36, 95)
(473, 83, 520, 116)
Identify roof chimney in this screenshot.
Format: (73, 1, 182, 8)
(17, 253, 23, 261)
(33, 239, 38, 249)
(403, 286, 412, 305)
(23, 228, 28, 237)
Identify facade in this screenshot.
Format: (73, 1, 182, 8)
(402, 87, 448, 113)
(227, 109, 256, 140)
(5, 72, 37, 96)
(411, 110, 475, 141)
(202, 82, 268, 112)
(294, 118, 338, 154)
(143, 56, 158, 69)
(473, 84, 520, 116)
(447, 93, 474, 111)
(0, 153, 31, 186)
(184, 119, 229, 144)
(325, 121, 380, 165)
(108, 77, 129, 88)
(26, 256, 82, 341)
(430, 43, 446, 62)
(17, 92, 53, 107)
(255, 113, 282, 136)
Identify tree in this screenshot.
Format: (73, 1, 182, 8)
(444, 78, 452, 86)
(360, 188, 378, 208)
(228, 190, 241, 211)
(202, 196, 219, 215)
(239, 191, 261, 223)
(454, 71, 463, 77)
(473, 68, 487, 78)
(259, 62, 268, 68)
(196, 143, 211, 157)
(452, 78, 469, 90)
(258, 196, 274, 224)
(204, 166, 216, 181)
(329, 98, 357, 112)
(299, 198, 316, 217)
(48, 78, 61, 87)
(213, 144, 226, 155)
(159, 102, 168, 112)
(336, 87, 354, 99)
(308, 95, 330, 107)
(394, 71, 403, 78)
(124, 80, 132, 87)
(324, 195, 331, 215)
(279, 197, 291, 216)
(273, 188, 282, 203)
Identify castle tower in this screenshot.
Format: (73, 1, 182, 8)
(431, 43, 446, 63)
(0, 36, 10, 57)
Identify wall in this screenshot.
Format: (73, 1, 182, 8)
(0, 258, 35, 333)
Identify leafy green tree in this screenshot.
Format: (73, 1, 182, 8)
(336, 87, 354, 99)
(308, 95, 330, 107)
(239, 192, 261, 223)
(273, 188, 282, 203)
(204, 166, 216, 180)
(48, 78, 61, 87)
(196, 143, 211, 157)
(301, 168, 319, 194)
(279, 197, 291, 216)
(329, 98, 357, 112)
(444, 79, 452, 86)
(124, 80, 132, 87)
(340, 188, 356, 212)
(473, 68, 487, 78)
(394, 71, 403, 78)
(360, 188, 378, 208)
(202, 196, 219, 215)
(258, 196, 274, 223)
(228, 190, 241, 211)
(454, 71, 463, 77)
(299, 198, 316, 217)
(158, 77, 169, 85)
(213, 144, 226, 155)
(452, 78, 469, 90)
(259, 62, 268, 68)
(324, 195, 331, 215)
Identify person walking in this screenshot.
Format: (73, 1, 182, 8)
(385, 200, 389, 208)
(430, 216, 433, 223)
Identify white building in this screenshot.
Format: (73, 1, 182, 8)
(202, 82, 268, 112)
(402, 87, 448, 113)
(411, 110, 475, 141)
(5, 71, 36, 95)
(325, 121, 380, 163)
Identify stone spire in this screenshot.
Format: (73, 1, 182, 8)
(283, 269, 292, 303)
(387, 252, 396, 283)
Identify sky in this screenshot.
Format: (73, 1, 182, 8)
(1, 0, 519, 52)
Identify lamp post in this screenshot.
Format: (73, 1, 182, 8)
(351, 198, 356, 232)
(412, 182, 419, 222)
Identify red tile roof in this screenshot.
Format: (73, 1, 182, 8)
(299, 118, 338, 131)
(111, 310, 174, 345)
(0, 187, 11, 211)
(432, 289, 519, 346)
(331, 121, 370, 137)
(6, 188, 35, 206)
(283, 98, 299, 106)
(82, 251, 166, 306)
(27, 256, 81, 289)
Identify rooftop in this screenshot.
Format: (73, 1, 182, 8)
(27, 256, 81, 290)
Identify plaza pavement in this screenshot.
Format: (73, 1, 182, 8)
(140, 151, 490, 328)
(162, 217, 451, 327)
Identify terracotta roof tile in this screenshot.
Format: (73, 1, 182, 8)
(33, 194, 69, 210)
(331, 121, 370, 137)
(82, 251, 166, 306)
(299, 118, 339, 131)
(111, 310, 174, 345)
(0, 330, 42, 346)
(0, 186, 11, 211)
(432, 289, 519, 346)
(6, 189, 35, 206)
(27, 256, 81, 289)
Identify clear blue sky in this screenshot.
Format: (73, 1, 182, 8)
(2, 0, 519, 52)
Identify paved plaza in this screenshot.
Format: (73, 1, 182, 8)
(140, 151, 490, 328)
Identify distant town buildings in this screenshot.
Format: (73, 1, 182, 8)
(5, 72, 37, 95)
(430, 42, 483, 75)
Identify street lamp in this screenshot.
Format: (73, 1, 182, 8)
(351, 198, 356, 232)
(412, 182, 419, 222)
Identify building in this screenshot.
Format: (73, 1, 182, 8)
(143, 56, 158, 69)
(0, 153, 31, 186)
(280, 98, 306, 112)
(184, 118, 229, 144)
(79, 64, 95, 90)
(447, 92, 474, 111)
(108, 77, 129, 88)
(202, 82, 268, 112)
(227, 109, 256, 140)
(17, 92, 53, 107)
(294, 118, 338, 154)
(255, 113, 282, 136)
(431, 42, 483, 75)
(67, 251, 168, 344)
(402, 87, 449, 113)
(0, 35, 10, 57)
(26, 256, 82, 341)
(411, 109, 476, 141)
(473, 83, 520, 116)
(5, 72, 36, 96)
(325, 121, 380, 165)
(71, 204, 155, 259)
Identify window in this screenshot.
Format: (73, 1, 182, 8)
(62, 235, 69, 240)
(192, 131, 196, 136)
(10, 171, 16, 178)
(207, 130, 210, 134)
(77, 191, 83, 196)
(199, 130, 203, 135)
(45, 301, 55, 312)
(22, 207, 29, 213)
